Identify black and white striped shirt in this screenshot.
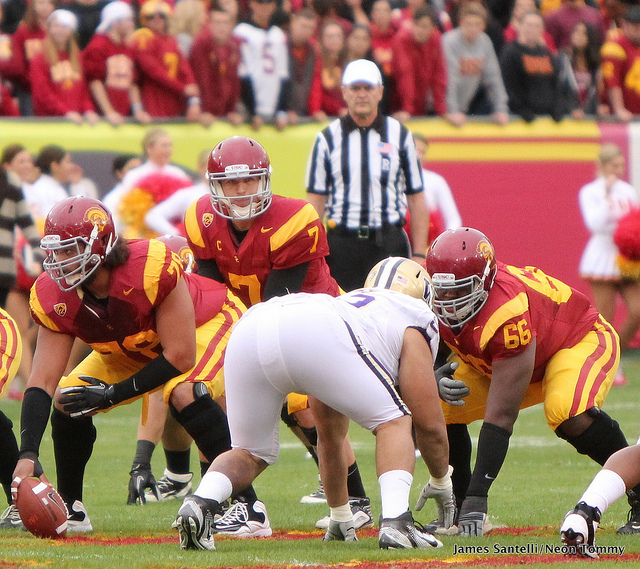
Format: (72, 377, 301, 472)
(305, 113, 423, 230)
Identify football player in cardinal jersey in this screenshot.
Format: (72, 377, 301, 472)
(12, 196, 271, 534)
(184, 135, 372, 532)
(0, 310, 22, 529)
(426, 227, 636, 537)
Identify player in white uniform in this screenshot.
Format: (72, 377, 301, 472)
(233, 0, 289, 129)
(175, 258, 454, 551)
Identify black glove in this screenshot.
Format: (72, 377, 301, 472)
(59, 376, 116, 418)
(435, 362, 469, 406)
(127, 463, 159, 505)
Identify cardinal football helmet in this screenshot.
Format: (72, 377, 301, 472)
(426, 227, 496, 327)
(41, 196, 117, 291)
(207, 136, 272, 221)
(156, 235, 197, 273)
(364, 257, 432, 304)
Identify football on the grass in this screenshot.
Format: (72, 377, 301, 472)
(15, 478, 68, 539)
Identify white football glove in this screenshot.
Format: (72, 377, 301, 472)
(435, 362, 469, 406)
(415, 465, 456, 529)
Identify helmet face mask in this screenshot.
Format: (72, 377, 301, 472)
(42, 197, 117, 291)
(364, 257, 433, 305)
(207, 137, 273, 221)
(427, 227, 497, 328)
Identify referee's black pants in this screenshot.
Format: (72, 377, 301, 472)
(326, 224, 411, 292)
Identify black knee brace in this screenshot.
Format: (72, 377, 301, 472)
(171, 384, 231, 463)
(51, 408, 96, 506)
(560, 408, 628, 466)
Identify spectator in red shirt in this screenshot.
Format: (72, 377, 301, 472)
(286, 8, 324, 123)
(30, 9, 99, 125)
(189, 8, 243, 125)
(10, 0, 55, 115)
(391, 4, 447, 121)
(370, 0, 398, 78)
(131, 0, 212, 124)
(601, 4, 640, 122)
(82, 1, 151, 126)
(309, 21, 348, 117)
(544, 0, 605, 51)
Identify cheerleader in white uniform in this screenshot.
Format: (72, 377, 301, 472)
(578, 143, 640, 384)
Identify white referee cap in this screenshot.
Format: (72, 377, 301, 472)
(342, 59, 382, 87)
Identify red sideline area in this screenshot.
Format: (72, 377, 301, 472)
(429, 156, 639, 347)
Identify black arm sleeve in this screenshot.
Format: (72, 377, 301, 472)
(195, 257, 224, 283)
(240, 77, 256, 117)
(465, 422, 511, 498)
(19, 387, 53, 456)
(111, 354, 182, 404)
(263, 262, 310, 301)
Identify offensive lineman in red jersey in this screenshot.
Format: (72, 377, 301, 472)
(11, 196, 271, 533)
(183, 136, 372, 533)
(426, 228, 636, 536)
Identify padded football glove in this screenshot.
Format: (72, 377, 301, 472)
(59, 376, 116, 418)
(435, 362, 469, 406)
(415, 465, 456, 529)
(127, 463, 159, 505)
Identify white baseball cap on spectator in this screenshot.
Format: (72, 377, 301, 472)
(342, 59, 383, 87)
(47, 9, 78, 31)
(97, 2, 134, 33)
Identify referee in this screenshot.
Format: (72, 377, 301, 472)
(305, 59, 429, 291)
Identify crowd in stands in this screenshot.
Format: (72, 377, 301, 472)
(1, 0, 640, 126)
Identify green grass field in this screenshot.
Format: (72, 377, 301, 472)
(1, 351, 640, 568)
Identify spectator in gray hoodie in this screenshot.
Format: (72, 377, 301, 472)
(442, 1, 509, 127)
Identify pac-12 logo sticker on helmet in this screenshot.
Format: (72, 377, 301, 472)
(426, 227, 497, 328)
(364, 257, 433, 304)
(41, 196, 118, 291)
(207, 136, 273, 221)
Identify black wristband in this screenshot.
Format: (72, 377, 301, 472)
(412, 253, 426, 259)
(19, 387, 53, 456)
(466, 422, 511, 498)
(112, 354, 182, 404)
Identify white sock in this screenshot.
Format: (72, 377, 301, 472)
(379, 470, 413, 519)
(330, 503, 353, 522)
(194, 471, 233, 503)
(580, 469, 627, 515)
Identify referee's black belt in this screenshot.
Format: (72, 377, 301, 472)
(327, 221, 405, 239)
